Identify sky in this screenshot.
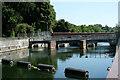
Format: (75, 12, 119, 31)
(51, 0, 119, 27)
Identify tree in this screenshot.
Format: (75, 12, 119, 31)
(2, 3, 23, 36)
(15, 23, 34, 36)
(53, 19, 69, 32)
(3, 2, 56, 37)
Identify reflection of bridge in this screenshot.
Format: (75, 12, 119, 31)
(29, 32, 116, 49)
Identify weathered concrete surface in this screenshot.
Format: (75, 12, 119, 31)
(48, 41, 56, 49)
(106, 49, 118, 79)
(79, 40, 86, 49)
(106, 38, 120, 79)
(0, 39, 29, 53)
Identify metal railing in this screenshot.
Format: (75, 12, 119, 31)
(0, 37, 29, 41)
(0, 32, 116, 42)
(51, 35, 116, 41)
(29, 34, 116, 42)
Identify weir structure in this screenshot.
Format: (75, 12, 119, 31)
(29, 32, 116, 49)
(0, 32, 116, 52)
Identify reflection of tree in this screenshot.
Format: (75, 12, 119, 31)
(27, 48, 58, 69)
(2, 64, 54, 79)
(56, 53, 73, 61)
(2, 48, 57, 79)
(6, 48, 58, 79)
(56, 48, 86, 60)
(27, 54, 58, 70)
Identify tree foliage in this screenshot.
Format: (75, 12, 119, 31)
(2, 2, 56, 37)
(15, 23, 34, 34)
(53, 19, 116, 33)
(2, 2, 117, 37)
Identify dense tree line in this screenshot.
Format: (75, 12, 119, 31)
(53, 19, 116, 33)
(2, 2, 56, 37)
(2, 2, 118, 37)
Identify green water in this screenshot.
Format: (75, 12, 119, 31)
(1, 44, 115, 79)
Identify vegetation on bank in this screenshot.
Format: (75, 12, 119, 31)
(2, 2, 119, 37)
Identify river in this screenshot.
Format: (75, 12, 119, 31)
(0, 42, 115, 79)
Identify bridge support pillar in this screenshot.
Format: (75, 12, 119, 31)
(29, 43, 33, 48)
(45, 43, 48, 48)
(48, 41, 56, 49)
(95, 43, 97, 46)
(110, 40, 116, 47)
(79, 40, 86, 49)
(110, 43, 116, 47)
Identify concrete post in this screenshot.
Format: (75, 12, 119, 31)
(95, 43, 97, 46)
(44, 43, 48, 48)
(48, 41, 56, 49)
(29, 43, 33, 48)
(0, 62, 2, 80)
(79, 40, 86, 49)
(93, 43, 95, 47)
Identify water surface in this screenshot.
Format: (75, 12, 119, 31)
(1, 44, 115, 79)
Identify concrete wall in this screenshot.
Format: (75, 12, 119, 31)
(0, 62, 1, 80)
(106, 38, 120, 79)
(0, 39, 29, 53)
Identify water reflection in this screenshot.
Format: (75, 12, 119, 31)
(2, 64, 54, 79)
(86, 46, 115, 58)
(49, 49, 56, 56)
(1, 45, 115, 79)
(0, 49, 29, 61)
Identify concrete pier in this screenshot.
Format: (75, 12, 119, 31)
(48, 41, 56, 49)
(79, 40, 86, 49)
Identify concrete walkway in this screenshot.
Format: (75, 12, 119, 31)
(106, 47, 119, 79)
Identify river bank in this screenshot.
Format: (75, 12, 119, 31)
(106, 38, 120, 79)
(0, 39, 29, 53)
